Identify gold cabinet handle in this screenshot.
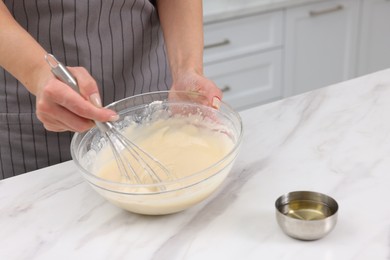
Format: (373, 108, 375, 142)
(204, 39, 231, 50)
(309, 5, 343, 17)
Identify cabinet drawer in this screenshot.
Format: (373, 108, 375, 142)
(204, 11, 283, 64)
(204, 49, 283, 111)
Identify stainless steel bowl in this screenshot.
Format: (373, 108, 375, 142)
(275, 191, 338, 240)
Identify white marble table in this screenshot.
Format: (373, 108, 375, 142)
(2, 69, 390, 259)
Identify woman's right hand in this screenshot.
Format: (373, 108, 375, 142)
(35, 67, 118, 132)
(0, 4, 117, 133)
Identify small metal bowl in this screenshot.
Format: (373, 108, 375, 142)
(275, 191, 338, 240)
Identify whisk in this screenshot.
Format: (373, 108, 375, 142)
(45, 54, 172, 184)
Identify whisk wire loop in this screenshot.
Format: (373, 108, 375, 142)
(108, 126, 167, 184)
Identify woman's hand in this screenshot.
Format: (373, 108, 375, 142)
(35, 67, 118, 132)
(0, 5, 118, 133)
(156, 0, 222, 108)
(170, 70, 222, 108)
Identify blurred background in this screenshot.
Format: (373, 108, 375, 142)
(202, 0, 390, 110)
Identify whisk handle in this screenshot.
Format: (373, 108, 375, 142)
(45, 53, 114, 133)
(45, 54, 79, 93)
(95, 121, 114, 132)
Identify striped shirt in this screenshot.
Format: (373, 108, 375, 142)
(0, 0, 172, 179)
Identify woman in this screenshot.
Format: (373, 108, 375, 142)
(0, 0, 222, 179)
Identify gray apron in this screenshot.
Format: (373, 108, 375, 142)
(0, 0, 172, 179)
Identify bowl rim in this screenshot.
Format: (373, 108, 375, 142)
(70, 90, 244, 192)
(275, 190, 339, 221)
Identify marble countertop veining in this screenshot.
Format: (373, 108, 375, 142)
(2, 69, 390, 259)
(203, 0, 327, 23)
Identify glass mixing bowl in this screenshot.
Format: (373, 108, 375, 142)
(71, 91, 243, 215)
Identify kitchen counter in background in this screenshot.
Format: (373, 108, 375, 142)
(202, 0, 390, 111)
(1, 69, 390, 259)
(203, 0, 326, 23)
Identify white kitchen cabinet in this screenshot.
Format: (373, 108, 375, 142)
(203, 11, 283, 110)
(203, 12, 283, 64)
(204, 50, 282, 110)
(283, 0, 360, 96)
(357, 0, 390, 76)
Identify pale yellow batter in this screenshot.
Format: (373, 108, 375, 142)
(93, 114, 234, 185)
(90, 113, 236, 215)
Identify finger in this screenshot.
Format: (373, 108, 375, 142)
(37, 112, 72, 132)
(43, 79, 118, 122)
(37, 102, 95, 132)
(43, 116, 91, 133)
(48, 109, 95, 132)
(175, 77, 223, 108)
(197, 79, 223, 108)
(67, 67, 102, 107)
(43, 121, 70, 132)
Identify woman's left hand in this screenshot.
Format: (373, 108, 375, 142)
(170, 70, 222, 108)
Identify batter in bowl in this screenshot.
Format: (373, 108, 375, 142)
(73, 96, 242, 215)
(93, 113, 235, 186)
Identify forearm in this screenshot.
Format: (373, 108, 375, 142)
(156, 0, 204, 81)
(0, 2, 50, 95)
